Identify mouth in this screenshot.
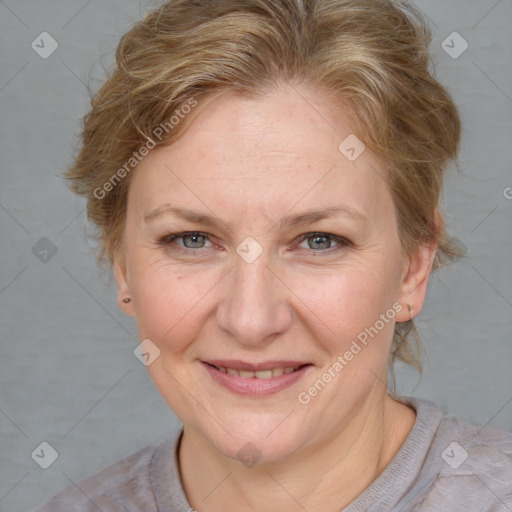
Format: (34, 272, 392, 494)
(204, 362, 309, 378)
(201, 360, 314, 396)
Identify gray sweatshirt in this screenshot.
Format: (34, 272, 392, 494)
(32, 395, 512, 511)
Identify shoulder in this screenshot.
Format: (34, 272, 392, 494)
(436, 413, 512, 476)
(391, 395, 512, 511)
(30, 437, 173, 512)
(423, 411, 512, 510)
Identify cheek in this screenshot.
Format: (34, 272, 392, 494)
(128, 242, 401, 363)
(130, 258, 219, 352)
(286, 261, 400, 382)
(289, 261, 393, 332)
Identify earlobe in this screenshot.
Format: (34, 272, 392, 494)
(114, 259, 135, 317)
(395, 241, 438, 323)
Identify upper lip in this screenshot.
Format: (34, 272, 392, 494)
(203, 360, 311, 371)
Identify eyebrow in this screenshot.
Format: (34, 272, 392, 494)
(144, 204, 366, 229)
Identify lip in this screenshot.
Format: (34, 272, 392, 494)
(201, 361, 313, 397)
(203, 359, 311, 372)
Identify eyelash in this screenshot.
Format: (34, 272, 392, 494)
(157, 231, 351, 257)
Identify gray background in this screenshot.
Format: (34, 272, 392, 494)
(1, 1, 511, 510)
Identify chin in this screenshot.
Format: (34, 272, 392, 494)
(198, 411, 311, 466)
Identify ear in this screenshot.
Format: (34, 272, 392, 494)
(114, 256, 135, 317)
(395, 237, 438, 323)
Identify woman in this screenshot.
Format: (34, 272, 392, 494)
(34, 0, 512, 510)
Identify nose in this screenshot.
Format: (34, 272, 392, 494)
(216, 254, 293, 347)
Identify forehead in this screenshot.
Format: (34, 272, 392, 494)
(129, 85, 391, 224)
(162, 86, 358, 174)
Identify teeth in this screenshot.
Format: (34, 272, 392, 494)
(255, 370, 273, 379)
(216, 365, 302, 378)
(272, 367, 284, 377)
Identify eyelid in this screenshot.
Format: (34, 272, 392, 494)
(159, 231, 215, 248)
(295, 232, 351, 251)
(158, 230, 351, 257)
(157, 231, 215, 254)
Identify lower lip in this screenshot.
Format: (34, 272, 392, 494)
(201, 362, 313, 397)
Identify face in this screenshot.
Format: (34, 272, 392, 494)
(115, 84, 434, 463)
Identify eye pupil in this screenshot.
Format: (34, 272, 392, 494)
(184, 233, 205, 248)
(309, 235, 331, 250)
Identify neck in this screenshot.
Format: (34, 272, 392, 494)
(178, 392, 416, 512)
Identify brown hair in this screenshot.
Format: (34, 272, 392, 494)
(65, 0, 464, 380)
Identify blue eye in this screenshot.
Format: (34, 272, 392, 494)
(160, 231, 214, 252)
(179, 232, 208, 249)
(158, 231, 350, 257)
(297, 232, 350, 253)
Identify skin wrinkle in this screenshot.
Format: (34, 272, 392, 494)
(114, 84, 437, 512)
